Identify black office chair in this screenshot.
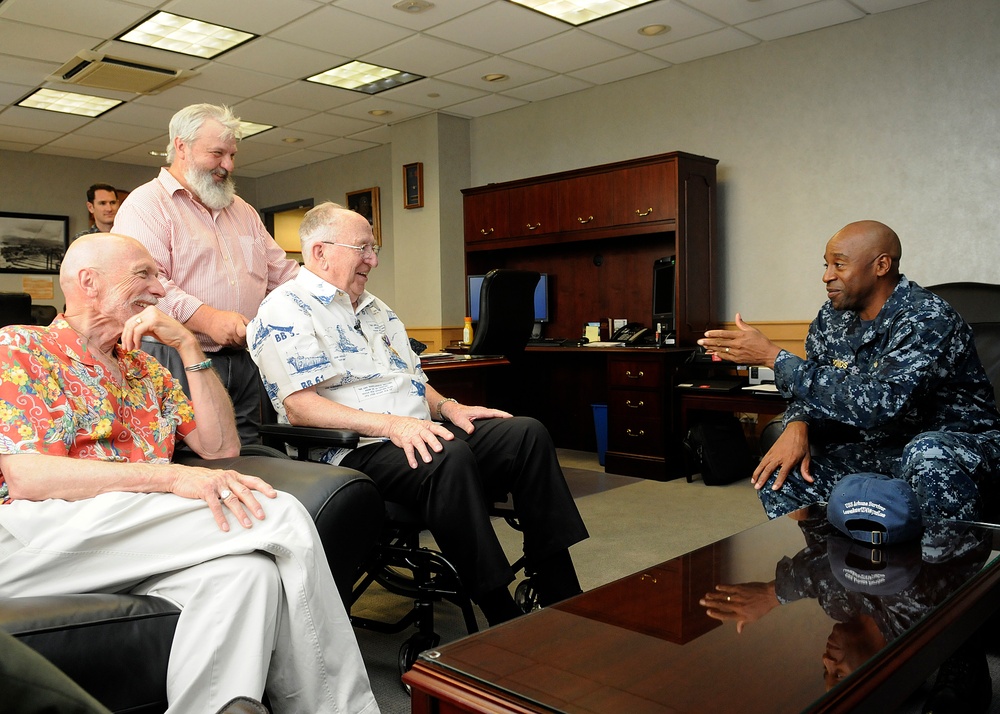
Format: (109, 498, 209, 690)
(0, 292, 33, 328)
(468, 269, 540, 356)
(30, 304, 58, 326)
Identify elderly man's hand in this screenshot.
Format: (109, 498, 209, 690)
(168, 464, 277, 532)
(439, 402, 512, 434)
(121, 305, 198, 354)
(698, 313, 782, 368)
(385, 415, 457, 469)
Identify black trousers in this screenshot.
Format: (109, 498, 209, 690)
(341, 416, 589, 598)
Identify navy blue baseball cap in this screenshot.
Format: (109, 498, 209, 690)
(826, 473, 923, 545)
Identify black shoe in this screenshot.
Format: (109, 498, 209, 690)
(922, 649, 992, 714)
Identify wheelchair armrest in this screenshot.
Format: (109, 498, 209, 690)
(258, 423, 360, 460)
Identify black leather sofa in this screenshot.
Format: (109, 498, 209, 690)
(0, 455, 383, 714)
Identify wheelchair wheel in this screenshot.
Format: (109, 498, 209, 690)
(514, 579, 538, 613)
(398, 632, 440, 684)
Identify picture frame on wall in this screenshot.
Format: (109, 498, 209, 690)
(0, 211, 69, 274)
(403, 162, 423, 209)
(346, 187, 381, 246)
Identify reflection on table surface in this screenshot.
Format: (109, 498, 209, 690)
(419, 516, 999, 714)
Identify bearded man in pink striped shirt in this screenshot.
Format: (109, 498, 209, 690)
(114, 104, 299, 445)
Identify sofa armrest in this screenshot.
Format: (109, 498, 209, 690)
(176, 454, 383, 605)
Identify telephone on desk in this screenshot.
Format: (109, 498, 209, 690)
(611, 323, 651, 345)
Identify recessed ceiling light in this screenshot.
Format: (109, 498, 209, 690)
(368, 109, 392, 117)
(482, 73, 509, 83)
(639, 24, 670, 36)
(507, 0, 656, 26)
(239, 121, 273, 138)
(17, 88, 122, 117)
(118, 11, 255, 59)
(393, 0, 434, 12)
(306, 61, 424, 95)
(427, 92, 441, 98)
(282, 137, 303, 144)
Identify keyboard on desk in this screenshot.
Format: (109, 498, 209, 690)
(526, 338, 565, 346)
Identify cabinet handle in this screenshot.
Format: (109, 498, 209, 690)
(577, 215, 594, 224)
(625, 399, 644, 408)
(626, 428, 645, 438)
(640, 573, 658, 584)
(635, 207, 654, 217)
(525, 222, 541, 230)
(625, 370, 644, 379)
(480, 227, 494, 235)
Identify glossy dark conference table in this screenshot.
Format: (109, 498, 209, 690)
(404, 515, 1000, 714)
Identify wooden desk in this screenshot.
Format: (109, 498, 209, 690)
(678, 388, 788, 437)
(405, 517, 1000, 714)
(421, 355, 509, 408)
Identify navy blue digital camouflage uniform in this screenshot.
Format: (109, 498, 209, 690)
(763, 276, 1000, 521)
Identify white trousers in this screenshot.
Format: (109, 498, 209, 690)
(0, 491, 379, 714)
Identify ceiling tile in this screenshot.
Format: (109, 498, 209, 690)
(0, 105, 92, 131)
(0, 124, 63, 145)
(311, 136, 380, 155)
(348, 124, 392, 145)
(0, 56, 61, 88)
(0, 0, 147, 37)
(437, 56, 556, 92)
(255, 82, 364, 113)
(47, 132, 136, 155)
(568, 52, 670, 85)
(362, 35, 489, 77)
(737, 0, 865, 41)
(690, 0, 822, 25)
(98, 102, 176, 130)
(246, 127, 332, 149)
(507, 31, 632, 74)
(332, 0, 493, 31)
(181, 63, 291, 98)
(230, 98, 316, 127)
(376, 78, 489, 111)
(444, 93, 528, 119)
(501, 74, 594, 102)
(131, 85, 245, 112)
(0, 22, 102, 64)
(648, 27, 759, 65)
(287, 112, 378, 137)
(164, 0, 321, 36)
(582, 0, 725, 50)
(849, 0, 930, 11)
(215, 38, 349, 80)
(426, 2, 566, 54)
(74, 120, 164, 144)
(271, 5, 412, 58)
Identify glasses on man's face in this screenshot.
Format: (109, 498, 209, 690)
(322, 241, 381, 259)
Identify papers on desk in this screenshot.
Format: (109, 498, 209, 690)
(419, 352, 452, 359)
(583, 341, 626, 347)
(742, 384, 779, 393)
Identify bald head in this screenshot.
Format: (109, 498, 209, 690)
(60, 233, 163, 319)
(823, 221, 902, 320)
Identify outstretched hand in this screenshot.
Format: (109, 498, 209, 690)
(698, 313, 782, 368)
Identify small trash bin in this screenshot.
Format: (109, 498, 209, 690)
(591, 404, 608, 466)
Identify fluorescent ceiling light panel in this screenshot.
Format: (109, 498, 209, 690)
(239, 121, 274, 138)
(306, 61, 424, 95)
(508, 0, 656, 25)
(17, 88, 122, 117)
(119, 12, 255, 59)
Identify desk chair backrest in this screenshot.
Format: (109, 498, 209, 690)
(469, 269, 540, 357)
(0, 292, 32, 328)
(928, 282, 1000, 406)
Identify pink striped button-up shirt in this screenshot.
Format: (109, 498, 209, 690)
(113, 168, 299, 351)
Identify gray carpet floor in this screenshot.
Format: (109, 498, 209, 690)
(353, 449, 1000, 714)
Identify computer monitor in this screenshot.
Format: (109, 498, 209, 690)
(652, 256, 675, 333)
(468, 272, 549, 324)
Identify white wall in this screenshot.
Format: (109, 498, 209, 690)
(467, 0, 1000, 322)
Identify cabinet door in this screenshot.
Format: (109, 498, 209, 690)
(613, 161, 678, 226)
(508, 182, 558, 238)
(558, 172, 615, 232)
(463, 190, 509, 243)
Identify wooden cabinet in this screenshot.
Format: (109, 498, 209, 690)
(463, 151, 717, 479)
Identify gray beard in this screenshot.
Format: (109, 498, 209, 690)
(186, 167, 236, 210)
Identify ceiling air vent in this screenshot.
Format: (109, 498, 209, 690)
(47, 51, 197, 95)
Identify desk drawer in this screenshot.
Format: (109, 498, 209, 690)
(608, 389, 661, 421)
(608, 416, 663, 456)
(609, 357, 663, 388)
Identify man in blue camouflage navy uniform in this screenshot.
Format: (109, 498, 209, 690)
(700, 220, 1000, 714)
(699, 220, 1000, 523)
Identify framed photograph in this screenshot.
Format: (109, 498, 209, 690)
(0, 211, 69, 274)
(403, 162, 423, 209)
(346, 187, 381, 246)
